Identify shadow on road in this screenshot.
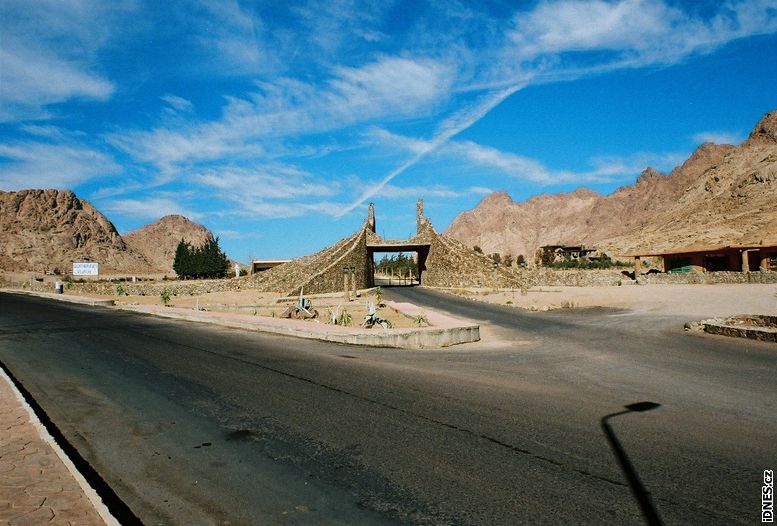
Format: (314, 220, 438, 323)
(601, 402, 664, 526)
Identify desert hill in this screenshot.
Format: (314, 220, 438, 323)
(124, 215, 214, 275)
(446, 111, 776, 261)
(0, 189, 149, 274)
(0, 190, 218, 275)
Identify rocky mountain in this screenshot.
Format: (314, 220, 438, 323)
(0, 190, 217, 276)
(0, 189, 149, 274)
(445, 111, 776, 260)
(123, 215, 215, 275)
(601, 111, 777, 254)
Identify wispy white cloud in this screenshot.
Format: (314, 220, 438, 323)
(378, 184, 493, 199)
(336, 82, 526, 217)
(186, 165, 342, 219)
(0, 47, 114, 121)
(375, 126, 687, 184)
(194, 165, 334, 200)
(108, 55, 453, 177)
(0, 141, 119, 190)
(161, 95, 194, 114)
(101, 197, 203, 222)
(226, 199, 346, 219)
(215, 229, 264, 241)
(692, 130, 744, 146)
(292, 0, 393, 56)
(449, 141, 555, 183)
(0, 0, 129, 121)
(508, 0, 678, 59)
(450, 140, 687, 184)
(336, 0, 777, 215)
(189, 0, 269, 74)
(506, 0, 777, 67)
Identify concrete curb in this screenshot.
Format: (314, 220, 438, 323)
(118, 303, 480, 349)
(2, 289, 480, 349)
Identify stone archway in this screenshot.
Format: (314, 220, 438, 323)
(251, 199, 530, 296)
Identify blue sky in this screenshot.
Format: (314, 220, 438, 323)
(1, 0, 776, 262)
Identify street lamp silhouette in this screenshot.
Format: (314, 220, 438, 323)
(601, 402, 663, 526)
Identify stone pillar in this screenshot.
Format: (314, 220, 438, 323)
(741, 250, 750, 273)
(352, 269, 358, 298)
(416, 198, 424, 236)
(344, 270, 351, 301)
(368, 203, 376, 233)
(634, 256, 642, 274)
(760, 251, 770, 272)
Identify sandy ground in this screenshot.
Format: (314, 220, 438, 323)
(444, 283, 777, 319)
(111, 289, 418, 329)
(4, 270, 775, 323)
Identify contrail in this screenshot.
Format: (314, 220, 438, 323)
(335, 82, 526, 218)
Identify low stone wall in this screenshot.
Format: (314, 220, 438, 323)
(698, 315, 777, 343)
(637, 271, 777, 285)
(64, 277, 252, 297)
(532, 269, 626, 287)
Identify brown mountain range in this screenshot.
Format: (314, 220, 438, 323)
(0, 190, 216, 275)
(445, 111, 777, 261)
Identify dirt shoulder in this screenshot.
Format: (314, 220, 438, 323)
(440, 283, 777, 319)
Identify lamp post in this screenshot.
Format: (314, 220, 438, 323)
(601, 402, 663, 526)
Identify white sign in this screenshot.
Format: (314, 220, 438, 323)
(73, 262, 99, 276)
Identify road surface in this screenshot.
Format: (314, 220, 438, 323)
(0, 290, 774, 525)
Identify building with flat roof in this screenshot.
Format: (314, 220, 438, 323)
(251, 259, 291, 273)
(626, 243, 777, 273)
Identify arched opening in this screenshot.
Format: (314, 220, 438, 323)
(368, 244, 429, 286)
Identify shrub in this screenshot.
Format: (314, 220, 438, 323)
(339, 308, 352, 326)
(115, 283, 126, 296)
(160, 287, 171, 306)
(375, 286, 383, 306)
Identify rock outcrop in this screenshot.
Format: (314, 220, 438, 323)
(446, 111, 775, 260)
(603, 111, 777, 254)
(0, 189, 149, 274)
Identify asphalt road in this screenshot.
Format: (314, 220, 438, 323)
(0, 290, 775, 525)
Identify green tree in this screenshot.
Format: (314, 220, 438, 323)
(172, 237, 229, 279)
(173, 239, 191, 278)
